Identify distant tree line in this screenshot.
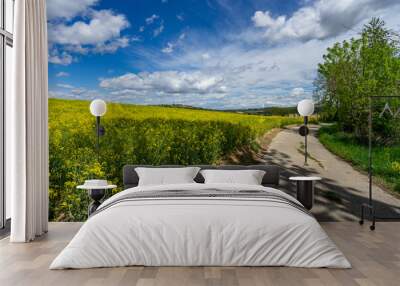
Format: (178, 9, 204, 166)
(314, 18, 400, 144)
(228, 106, 301, 116)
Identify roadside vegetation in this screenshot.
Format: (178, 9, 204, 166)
(49, 98, 302, 221)
(319, 124, 400, 194)
(315, 18, 400, 194)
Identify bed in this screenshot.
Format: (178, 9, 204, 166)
(50, 165, 351, 269)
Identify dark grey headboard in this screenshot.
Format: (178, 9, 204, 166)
(123, 165, 280, 189)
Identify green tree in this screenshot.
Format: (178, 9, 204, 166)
(315, 18, 400, 142)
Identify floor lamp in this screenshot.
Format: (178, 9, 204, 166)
(87, 99, 107, 216)
(90, 99, 107, 161)
(297, 99, 315, 165)
(359, 95, 400, 231)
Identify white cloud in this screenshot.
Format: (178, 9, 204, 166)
(100, 71, 227, 95)
(201, 53, 211, 60)
(48, 8, 131, 64)
(94, 37, 131, 54)
(54, 83, 93, 96)
(153, 22, 165, 37)
(49, 52, 73, 65)
(47, 0, 98, 20)
(176, 14, 184, 21)
(65, 45, 89, 55)
(290, 87, 309, 98)
(49, 10, 129, 46)
(56, 72, 70, 77)
(48, 0, 400, 108)
(97, 0, 400, 108)
(252, 11, 286, 30)
(139, 26, 145, 32)
(162, 42, 175, 53)
(178, 33, 186, 40)
(161, 39, 329, 87)
(252, 0, 400, 42)
(71, 88, 88, 95)
(161, 33, 185, 53)
(126, 33, 341, 108)
(50, 85, 102, 100)
(57, 83, 74, 89)
(146, 14, 159, 25)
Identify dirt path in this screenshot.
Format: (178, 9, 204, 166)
(263, 125, 400, 221)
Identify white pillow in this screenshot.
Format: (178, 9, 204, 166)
(135, 167, 201, 186)
(200, 169, 266, 185)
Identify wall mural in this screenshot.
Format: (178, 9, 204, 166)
(47, 0, 400, 222)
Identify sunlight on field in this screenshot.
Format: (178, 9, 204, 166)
(50, 98, 299, 137)
(49, 98, 302, 221)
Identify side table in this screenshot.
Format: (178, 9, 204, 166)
(289, 176, 321, 210)
(77, 182, 117, 216)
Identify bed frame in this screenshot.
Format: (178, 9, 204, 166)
(123, 165, 280, 189)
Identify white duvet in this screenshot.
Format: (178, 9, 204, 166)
(50, 183, 351, 269)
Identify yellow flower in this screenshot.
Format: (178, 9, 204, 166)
(391, 161, 400, 172)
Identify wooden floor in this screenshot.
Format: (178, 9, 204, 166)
(0, 222, 399, 286)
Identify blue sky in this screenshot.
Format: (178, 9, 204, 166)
(47, 0, 400, 109)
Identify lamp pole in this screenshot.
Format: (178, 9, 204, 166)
(304, 116, 308, 165)
(96, 116, 101, 162)
(297, 99, 314, 166)
(90, 99, 107, 162)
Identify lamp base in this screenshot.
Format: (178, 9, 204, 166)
(88, 189, 106, 216)
(359, 203, 376, 231)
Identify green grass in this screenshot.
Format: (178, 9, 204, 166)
(318, 124, 400, 194)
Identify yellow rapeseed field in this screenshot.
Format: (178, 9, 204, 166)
(49, 98, 302, 221)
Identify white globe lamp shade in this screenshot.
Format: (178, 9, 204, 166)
(90, 99, 107, 117)
(297, 99, 314, 116)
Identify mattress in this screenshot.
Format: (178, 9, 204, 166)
(50, 183, 351, 269)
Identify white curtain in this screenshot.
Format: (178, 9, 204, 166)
(7, 0, 49, 242)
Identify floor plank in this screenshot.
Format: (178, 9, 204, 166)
(0, 222, 399, 286)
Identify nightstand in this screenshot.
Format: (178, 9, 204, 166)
(289, 176, 321, 210)
(77, 181, 117, 216)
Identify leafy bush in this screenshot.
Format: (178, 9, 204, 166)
(49, 98, 302, 221)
